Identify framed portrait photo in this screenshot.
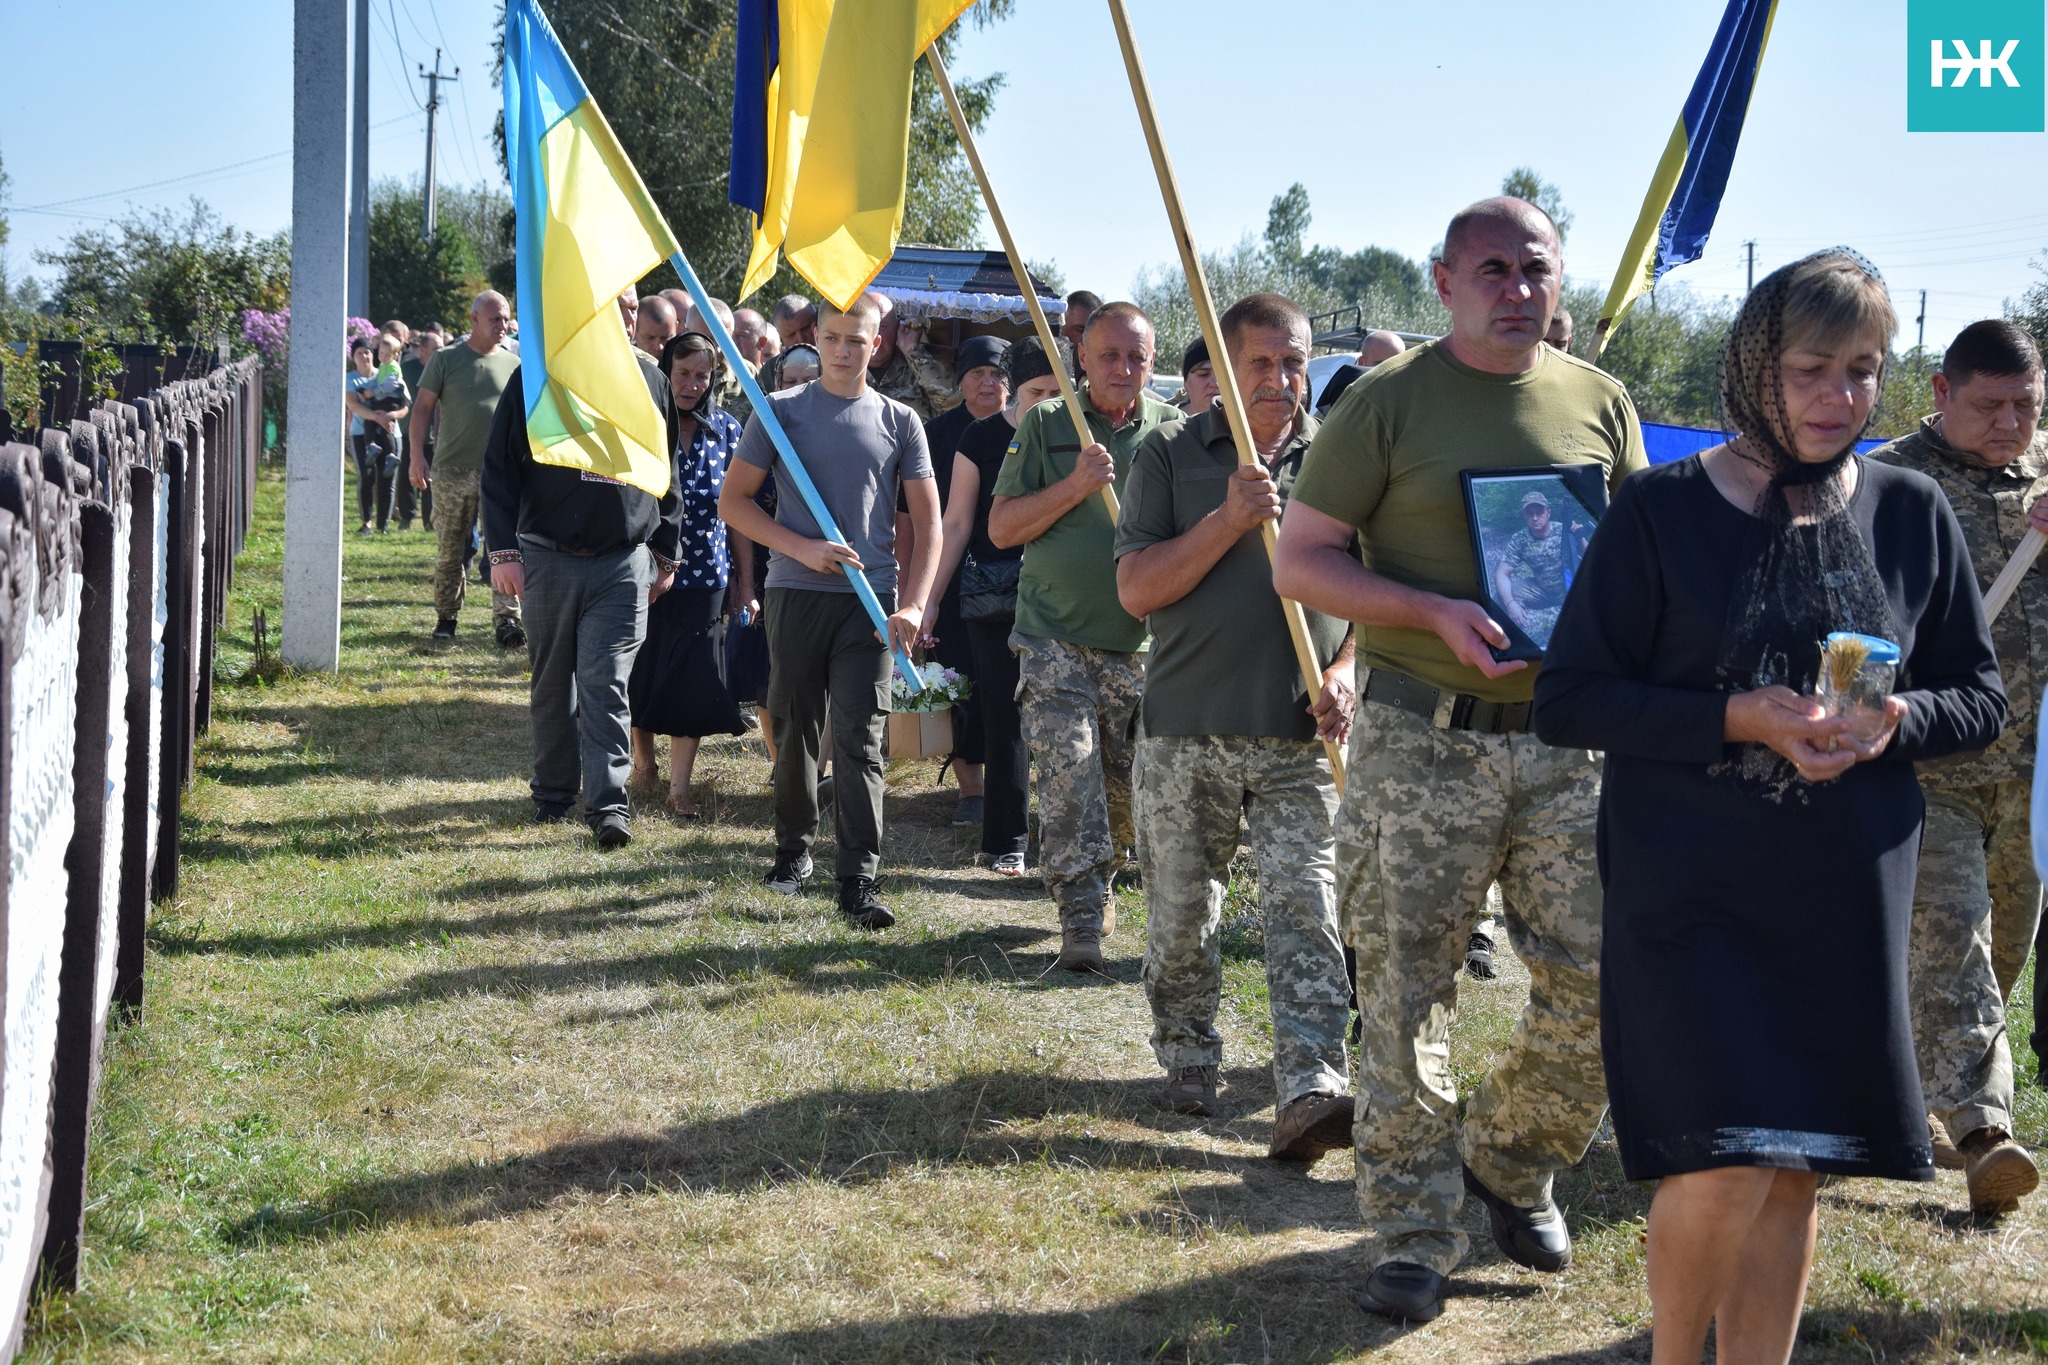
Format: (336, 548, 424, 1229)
(1459, 465, 1609, 662)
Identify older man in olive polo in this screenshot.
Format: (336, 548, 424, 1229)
(1116, 292, 1357, 1151)
(1274, 196, 1646, 1323)
(989, 301, 1180, 972)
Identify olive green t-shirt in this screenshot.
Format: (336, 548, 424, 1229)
(1116, 409, 1350, 739)
(417, 341, 520, 475)
(1289, 339, 1647, 703)
(992, 386, 1181, 652)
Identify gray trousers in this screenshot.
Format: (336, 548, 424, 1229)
(522, 543, 649, 824)
(765, 586, 892, 879)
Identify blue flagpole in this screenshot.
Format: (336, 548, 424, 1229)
(666, 250, 923, 692)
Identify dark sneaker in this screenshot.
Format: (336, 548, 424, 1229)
(951, 795, 984, 826)
(593, 815, 632, 849)
(1161, 1064, 1218, 1116)
(496, 618, 527, 650)
(762, 852, 812, 895)
(1465, 930, 1497, 980)
(431, 617, 457, 641)
(1962, 1126, 2040, 1215)
(1055, 924, 1103, 972)
(1462, 1163, 1572, 1272)
(532, 805, 573, 825)
(1356, 1262, 1445, 1324)
(1269, 1091, 1354, 1162)
(838, 876, 895, 930)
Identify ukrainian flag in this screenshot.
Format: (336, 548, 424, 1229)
(504, 0, 677, 497)
(1595, 0, 1779, 351)
(729, 0, 838, 302)
(780, 0, 974, 309)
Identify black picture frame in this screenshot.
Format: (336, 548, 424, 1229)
(1459, 465, 1609, 662)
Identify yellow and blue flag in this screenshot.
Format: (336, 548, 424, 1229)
(504, 0, 678, 497)
(779, 0, 973, 310)
(729, 0, 838, 302)
(1594, 0, 1779, 351)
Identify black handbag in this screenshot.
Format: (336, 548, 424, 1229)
(958, 555, 1021, 621)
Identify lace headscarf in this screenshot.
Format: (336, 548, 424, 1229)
(1715, 249, 1899, 791)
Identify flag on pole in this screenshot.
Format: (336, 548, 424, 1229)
(504, 0, 677, 496)
(1593, 0, 1779, 352)
(728, 0, 838, 301)
(780, 0, 974, 309)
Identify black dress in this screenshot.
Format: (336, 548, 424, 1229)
(629, 410, 748, 740)
(1532, 455, 2004, 1182)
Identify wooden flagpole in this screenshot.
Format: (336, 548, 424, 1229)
(924, 48, 1118, 521)
(1103, 0, 1344, 791)
(1983, 528, 2043, 623)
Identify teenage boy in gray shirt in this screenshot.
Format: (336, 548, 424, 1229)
(720, 291, 940, 929)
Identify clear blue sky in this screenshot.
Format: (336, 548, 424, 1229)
(4, 1, 2045, 349)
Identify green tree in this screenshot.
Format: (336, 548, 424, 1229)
(1264, 183, 1311, 263)
(368, 179, 487, 329)
(507, 0, 1013, 305)
(37, 199, 289, 345)
(1132, 236, 1346, 373)
(1501, 166, 1573, 245)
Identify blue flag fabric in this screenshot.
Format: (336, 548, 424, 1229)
(729, 0, 777, 218)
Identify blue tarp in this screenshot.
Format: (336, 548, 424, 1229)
(1642, 421, 1885, 465)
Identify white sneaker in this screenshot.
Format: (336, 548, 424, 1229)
(992, 853, 1026, 876)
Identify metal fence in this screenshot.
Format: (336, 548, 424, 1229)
(0, 357, 260, 1356)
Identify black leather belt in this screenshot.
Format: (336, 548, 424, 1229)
(1361, 668, 1533, 735)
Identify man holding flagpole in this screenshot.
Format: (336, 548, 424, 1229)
(719, 292, 941, 930)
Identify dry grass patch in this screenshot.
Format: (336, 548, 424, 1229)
(18, 467, 2045, 1363)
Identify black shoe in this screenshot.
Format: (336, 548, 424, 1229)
(951, 795, 984, 826)
(1462, 1163, 1571, 1272)
(593, 815, 632, 849)
(532, 805, 573, 825)
(1355, 1261, 1444, 1323)
(839, 876, 895, 930)
(496, 618, 526, 650)
(763, 852, 812, 895)
(1465, 930, 1496, 981)
(431, 617, 457, 641)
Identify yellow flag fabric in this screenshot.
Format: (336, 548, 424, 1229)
(783, 0, 973, 309)
(739, 0, 837, 301)
(522, 102, 679, 497)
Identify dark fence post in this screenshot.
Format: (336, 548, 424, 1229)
(115, 400, 166, 1020)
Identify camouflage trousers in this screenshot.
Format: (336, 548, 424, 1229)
(1338, 696, 1607, 1276)
(1909, 779, 2043, 1137)
(1135, 734, 1349, 1106)
(431, 471, 521, 625)
(1012, 632, 1141, 929)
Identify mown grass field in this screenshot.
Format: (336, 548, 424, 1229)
(20, 465, 2047, 1362)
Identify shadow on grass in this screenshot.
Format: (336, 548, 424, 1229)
(324, 923, 1061, 1012)
(206, 699, 532, 785)
(181, 795, 534, 864)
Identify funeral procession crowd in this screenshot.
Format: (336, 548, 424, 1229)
(365, 194, 2046, 1355)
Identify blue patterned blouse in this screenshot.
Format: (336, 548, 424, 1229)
(674, 407, 744, 591)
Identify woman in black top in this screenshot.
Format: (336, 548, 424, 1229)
(1534, 251, 2004, 1365)
(938, 337, 1071, 872)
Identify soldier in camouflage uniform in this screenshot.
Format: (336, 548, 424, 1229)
(991, 303, 1180, 970)
(867, 293, 959, 421)
(1116, 294, 1357, 1155)
(1492, 489, 1583, 646)
(1868, 319, 2045, 1215)
(1273, 197, 1646, 1322)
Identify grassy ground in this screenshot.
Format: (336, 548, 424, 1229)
(19, 465, 2048, 1363)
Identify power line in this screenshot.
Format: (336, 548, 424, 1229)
(21, 117, 418, 213)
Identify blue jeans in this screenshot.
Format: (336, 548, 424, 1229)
(521, 543, 650, 823)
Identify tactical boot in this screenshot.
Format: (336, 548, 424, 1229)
(1055, 924, 1102, 972)
(1269, 1091, 1354, 1162)
(1929, 1112, 1964, 1171)
(1161, 1065, 1219, 1116)
(839, 876, 895, 931)
(1961, 1127, 2039, 1215)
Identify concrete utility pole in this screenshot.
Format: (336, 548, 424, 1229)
(1918, 290, 1928, 352)
(419, 50, 457, 241)
(348, 0, 370, 319)
(283, 0, 350, 671)
(1744, 240, 1756, 293)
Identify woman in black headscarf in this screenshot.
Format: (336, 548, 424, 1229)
(1534, 251, 2004, 1364)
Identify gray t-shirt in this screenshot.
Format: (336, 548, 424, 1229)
(735, 380, 932, 594)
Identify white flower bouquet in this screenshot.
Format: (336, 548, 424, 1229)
(891, 662, 973, 713)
